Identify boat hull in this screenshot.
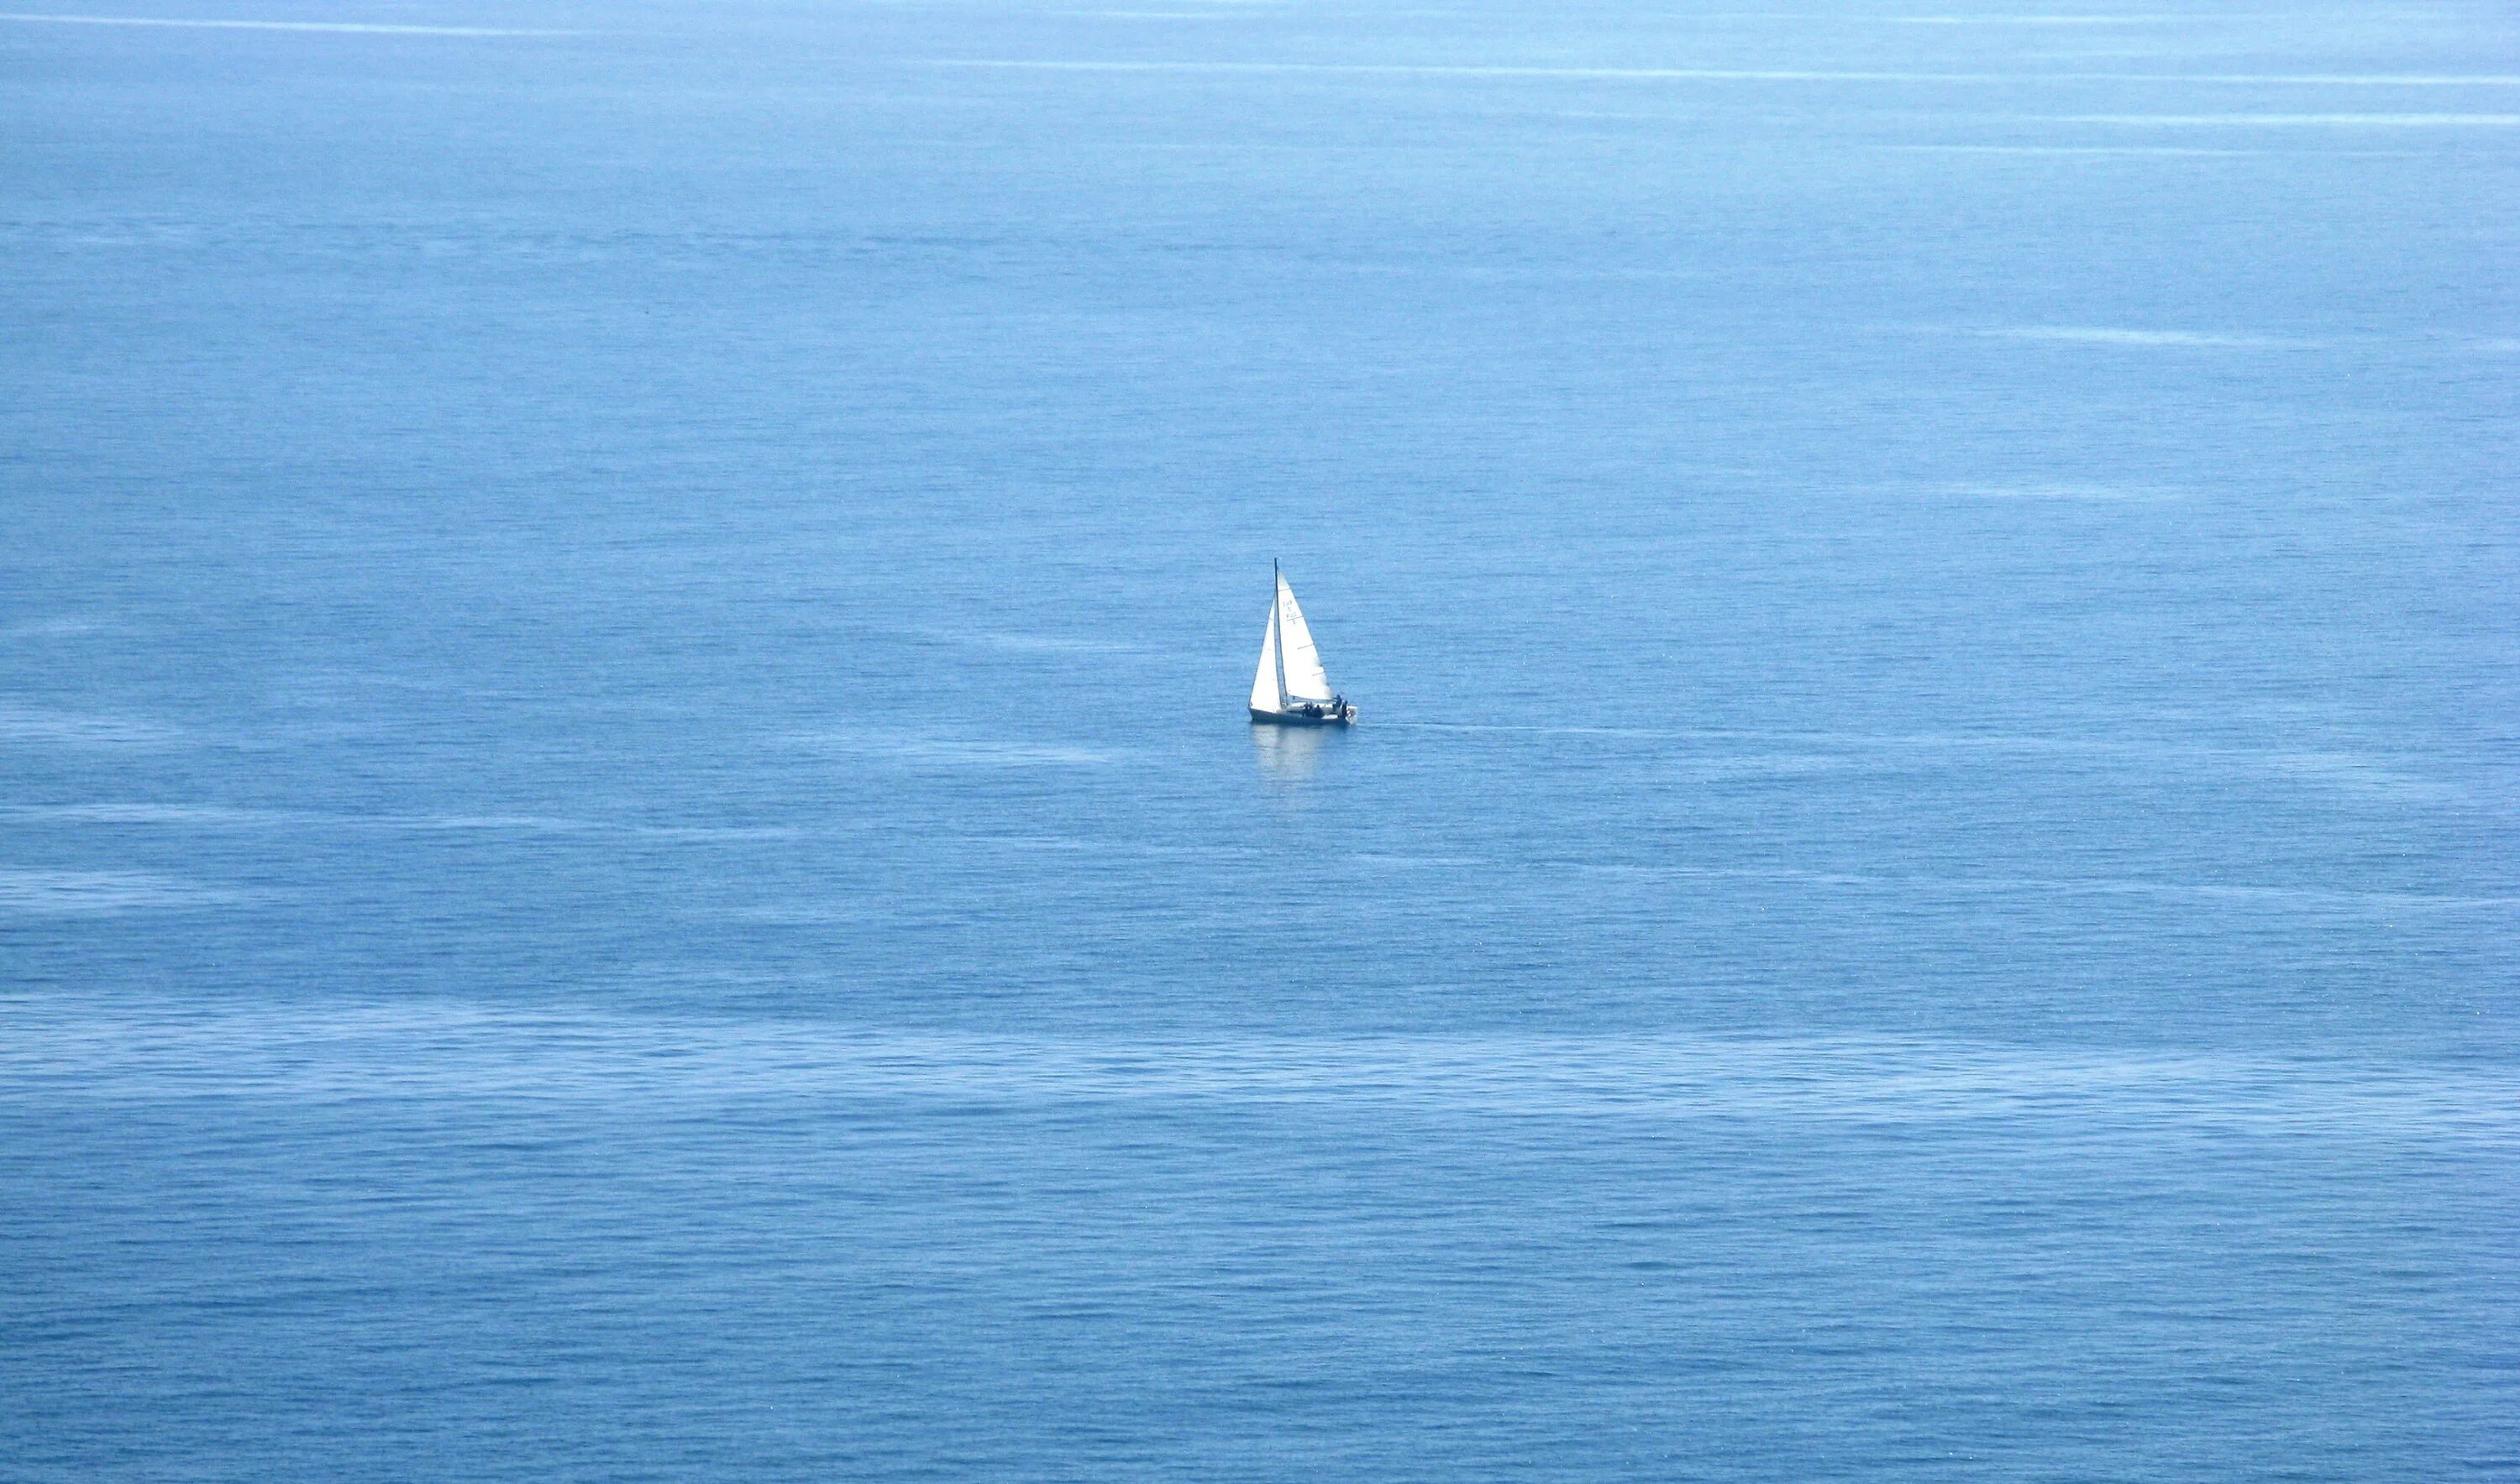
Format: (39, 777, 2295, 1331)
(1252, 706, 1355, 726)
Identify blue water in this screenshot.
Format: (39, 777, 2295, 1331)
(3, 1, 2516, 1477)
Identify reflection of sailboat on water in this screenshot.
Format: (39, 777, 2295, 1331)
(1251, 716, 1333, 783)
(1249, 563, 1356, 726)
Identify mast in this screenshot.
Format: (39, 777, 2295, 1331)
(1272, 560, 1289, 709)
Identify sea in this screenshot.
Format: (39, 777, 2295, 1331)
(2, 1, 2514, 1478)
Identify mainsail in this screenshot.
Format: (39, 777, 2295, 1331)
(1273, 574, 1332, 703)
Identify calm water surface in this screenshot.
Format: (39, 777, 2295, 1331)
(3, 0, 2515, 1478)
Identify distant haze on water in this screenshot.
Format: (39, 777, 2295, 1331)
(3, 1, 2515, 1478)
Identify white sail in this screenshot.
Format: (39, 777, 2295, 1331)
(1250, 600, 1283, 712)
(1274, 574, 1333, 703)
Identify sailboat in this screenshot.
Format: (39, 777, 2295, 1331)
(1250, 563, 1356, 726)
